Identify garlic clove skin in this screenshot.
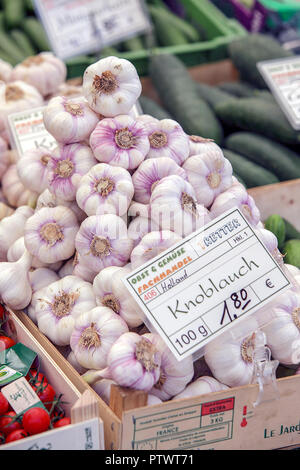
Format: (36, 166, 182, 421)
(0, 250, 33, 310)
(91, 379, 117, 405)
(29, 267, 59, 293)
(0, 136, 9, 179)
(16, 148, 52, 194)
(128, 216, 160, 248)
(2, 164, 38, 208)
(128, 201, 151, 219)
(188, 135, 220, 157)
(82, 56, 142, 117)
(67, 350, 88, 375)
(0, 205, 34, 261)
(173, 376, 229, 400)
(0, 59, 13, 83)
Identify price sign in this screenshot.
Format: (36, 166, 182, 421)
(8, 106, 57, 157)
(123, 208, 291, 361)
(34, 0, 152, 60)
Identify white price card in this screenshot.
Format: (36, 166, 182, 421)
(257, 56, 300, 130)
(123, 208, 291, 361)
(8, 106, 57, 157)
(34, 0, 152, 60)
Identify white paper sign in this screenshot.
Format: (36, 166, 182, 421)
(257, 56, 300, 130)
(8, 106, 57, 157)
(2, 377, 43, 414)
(123, 208, 291, 361)
(34, 0, 152, 60)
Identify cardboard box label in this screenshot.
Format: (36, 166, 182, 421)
(2, 377, 45, 414)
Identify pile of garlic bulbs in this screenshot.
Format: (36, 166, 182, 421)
(0, 53, 300, 405)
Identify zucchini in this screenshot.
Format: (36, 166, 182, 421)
(149, 6, 190, 46)
(149, 54, 224, 143)
(222, 149, 279, 188)
(139, 95, 172, 120)
(218, 81, 256, 98)
(0, 30, 26, 64)
(3, 0, 25, 28)
(195, 83, 234, 111)
(225, 132, 300, 181)
(215, 98, 300, 145)
(10, 29, 36, 57)
(264, 214, 286, 250)
(22, 18, 51, 51)
(282, 239, 300, 268)
(283, 219, 300, 241)
(148, 5, 200, 42)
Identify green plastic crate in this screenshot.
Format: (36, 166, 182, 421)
(66, 0, 247, 79)
(259, 0, 300, 22)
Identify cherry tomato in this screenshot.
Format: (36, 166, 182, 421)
(53, 417, 71, 428)
(0, 304, 6, 321)
(22, 408, 50, 436)
(26, 370, 48, 385)
(0, 411, 21, 437)
(32, 382, 56, 411)
(5, 428, 29, 443)
(0, 431, 5, 444)
(0, 336, 16, 351)
(0, 392, 9, 415)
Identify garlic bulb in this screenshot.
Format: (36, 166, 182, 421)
(0, 250, 32, 310)
(0, 59, 13, 82)
(182, 148, 233, 208)
(91, 379, 117, 405)
(24, 206, 79, 264)
(29, 267, 59, 293)
(67, 350, 88, 375)
(144, 333, 194, 401)
(90, 114, 150, 171)
(173, 376, 229, 400)
(131, 230, 182, 269)
(93, 265, 144, 328)
(128, 216, 160, 248)
(2, 164, 38, 208)
(75, 214, 133, 276)
(143, 119, 189, 164)
(51, 83, 83, 99)
(0, 136, 9, 179)
(254, 227, 284, 267)
(17, 148, 52, 194)
(128, 200, 151, 219)
(0, 202, 14, 221)
(285, 264, 300, 278)
(82, 56, 142, 116)
(150, 175, 211, 238)
(58, 258, 76, 278)
(70, 306, 129, 369)
(73, 253, 96, 283)
(34, 275, 97, 346)
(188, 135, 219, 157)
(132, 157, 187, 204)
(11, 53, 67, 97)
(47, 143, 97, 202)
(76, 163, 134, 217)
(0, 205, 34, 261)
(44, 96, 100, 144)
(36, 188, 57, 210)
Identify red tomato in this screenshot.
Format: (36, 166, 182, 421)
(0, 411, 21, 437)
(0, 392, 9, 415)
(0, 336, 16, 351)
(5, 428, 29, 443)
(53, 417, 71, 428)
(26, 370, 48, 385)
(32, 382, 56, 411)
(0, 304, 6, 321)
(22, 408, 50, 436)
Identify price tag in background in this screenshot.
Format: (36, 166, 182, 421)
(257, 56, 300, 130)
(34, 0, 152, 60)
(123, 208, 292, 361)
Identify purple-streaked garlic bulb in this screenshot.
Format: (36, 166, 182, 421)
(254, 227, 284, 267)
(83, 332, 162, 392)
(76, 163, 134, 217)
(0, 59, 13, 82)
(91, 379, 117, 405)
(82, 56, 142, 116)
(34, 275, 97, 345)
(131, 230, 182, 269)
(2, 164, 38, 208)
(0, 250, 33, 310)
(17, 148, 52, 194)
(182, 148, 233, 208)
(173, 376, 229, 400)
(136, 114, 158, 126)
(11, 53, 66, 97)
(58, 257, 76, 278)
(47, 143, 97, 202)
(128, 201, 151, 219)
(150, 175, 211, 238)
(75, 214, 133, 276)
(262, 290, 300, 365)
(70, 306, 129, 369)
(36, 189, 87, 224)
(0, 205, 34, 261)
(67, 350, 88, 375)
(188, 135, 219, 157)
(89, 114, 150, 170)
(144, 333, 194, 401)
(43, 96, 100, 144)
(73, 252, 96, 283)
(143, 118, 189, 164)
(132, 157, 187, 204)
(210, 184, 261, 227)
(24, 206, 79, 264)
(27, 267, 60, 322)
(128, 216, 160, 248)
(93, 265, 144, 328)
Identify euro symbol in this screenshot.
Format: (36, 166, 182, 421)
(266, 278, 274, 288)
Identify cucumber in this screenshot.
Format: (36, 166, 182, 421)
(222, 149, 279, 188)
(283, 219, 300, 241)
(139, 95, 172, 120)
(149, 6, 190, 46)
(148, 5, 200, 42)
(282, 239, 300, 268)
(228, 34, 293, 89)
(122, 36, 144, 52)
(149, 54, 224, 143)
(0, 30, 26, 64)
(3, 0, 25, 28)
(195, 83, 234, 111)
(225, 132, 300, 181)
(100, 46, 119, 57)
(0, 49, 17, 65)
(22, 18, 51, 51)
(0, 12, 5, 30)
(264, 214, 286, 250)
(10, 30, 36, 57)
(66, 55, 95, 79)
(253, 90, 276, 104)
(215, 98, 300, 145)
(218, 81, 256, 98)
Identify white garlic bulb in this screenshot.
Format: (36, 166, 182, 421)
(2, 164, 38, 208)
(17, 148, 52, 194)
(127, 216, 160, 248)
(0, 59, 13, 83)
(0, 205, 34, 261)
(188, 135, 220, 157)
(29, 267, 59, 293)
(67, 350, 88, 375)
(0, 250, 32, 310)
(130, 230, 182, 269)
(173, 376, 229, 400)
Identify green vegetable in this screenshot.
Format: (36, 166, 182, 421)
(139, 95, 172, 120)
(264, 214, 286, 250)
(283, 219, 300, 241)
(66, 55, 95, 79)
(100, 47, 119, 57)
(253, 90, 276, 104)
(225, 132, 300, 181)
(149, 6, 190, 46)
(122, 36, 144, 52)
(149, 5, 200, 43)
(22, 18, 51, 51)
(0, 49, 17, 65)
(282, 239, 300, 268)
(215, 98, 300, 145)
(195, 83, 234, 111)
(222, 149, 279, 188)
(3, 0, 25, 28)
(10, 30, 36, 57)
(218, 81, 256, 98)
(0, 30, 26, 64)
(149, 54, 224, 143)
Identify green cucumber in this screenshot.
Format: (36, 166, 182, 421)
(218, 81, 256, 98)
(195, 83, 234, 111)
(283, 219, 300, 241)
(148, 5, 200, 43)
(3, 0, 25, 28)
(0, 49, 17, 65)
(253, 90, 276, 104)
(215, 98, 300, 145)
(222, 149, 279, 188)
(122, 36, 144, 52)
(139, 95, 172, 120)
(22, 18, 51, 51)
(0, 12, 5, 30)
(66, 55, 95, 79)
(0, 30, 26, 64)
(282, 239, 300, 268)
(100, 47, 119, 57)
(264, 214, 286, 250)
(10, 30, 36, 57)
(149, 54, 224, 143)
(149, 6, 190, 46)
(225, 132, 300, 181)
